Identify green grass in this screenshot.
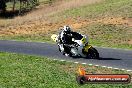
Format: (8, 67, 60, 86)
(1, 23, 131, 49)
(80, 24, 132, 49)
(39, 0, 57, 4)
(6, 1, 20, 10)
(0, 25, 131, 50)
(53, 0, 132, 19)
(0, 33, 53, 44)
(0, 24, 131, 49)
(5, 0, 58, 11)
(0, 52, 132, 88)
(49, 0, 132, 49)
(1, 0, 132, 50)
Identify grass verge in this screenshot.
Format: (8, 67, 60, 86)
(0, 52, 132, 88)
(54, 0, 132, 19)
(0, 0, 132, 50)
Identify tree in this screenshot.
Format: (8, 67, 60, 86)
(0, 0, 6, 13)
(13, 0, 16, 11)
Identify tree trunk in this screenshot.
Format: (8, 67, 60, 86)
(12, 0, 16, 12)
(0, 0, 6, 13)
(19, 0, 22, 14)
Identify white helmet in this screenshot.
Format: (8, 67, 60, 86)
(63, 25, 71, 33)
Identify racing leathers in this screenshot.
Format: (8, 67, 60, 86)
(58, 29, 83, 56)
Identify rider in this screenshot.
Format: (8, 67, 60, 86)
(59, 25, 83, 56)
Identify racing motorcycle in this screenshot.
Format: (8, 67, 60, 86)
(51, 32, 99, 59)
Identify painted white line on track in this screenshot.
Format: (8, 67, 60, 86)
(108, 67, 112, 69)
(74, 62, 79, 64)
(95, 65, 99, 67)
(57, 60, 132, 72)
(102, 66, 106, 68)
(114, 68, 119, 70)
(1, 40, 132, 73)
(127, 70, 132, 72)
(121, 69, 125, 71)
(42, 57, 132, 72)
(82, 63, 87, 65)
(88, 64, 93, 66)
(3, 40, 132, 72)
(60, 60, 65, 62)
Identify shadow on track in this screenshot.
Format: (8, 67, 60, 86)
(70, 56, 121, 60)
(99, 57, 121, 60)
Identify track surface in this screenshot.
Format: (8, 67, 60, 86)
(0, 40, 132, 70)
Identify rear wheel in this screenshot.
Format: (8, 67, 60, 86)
(86, 47, 99, 59)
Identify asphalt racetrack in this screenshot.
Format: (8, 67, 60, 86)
(0, 40, 132, 70)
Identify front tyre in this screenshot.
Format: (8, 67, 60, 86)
(87, 47, 99, 59)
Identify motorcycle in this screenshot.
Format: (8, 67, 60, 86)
(51, 32, 99, 59)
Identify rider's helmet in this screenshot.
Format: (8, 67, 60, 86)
(63, 25, 71, 34)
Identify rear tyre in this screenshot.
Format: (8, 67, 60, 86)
(87, 47, 99, 59)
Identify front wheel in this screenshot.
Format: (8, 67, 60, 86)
(86, 47, 99, 59)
